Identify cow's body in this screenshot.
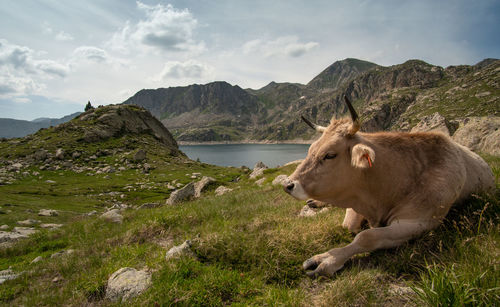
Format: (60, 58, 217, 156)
(284, 98, 495, 277)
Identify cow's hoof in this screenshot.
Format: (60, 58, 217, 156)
(306, 199, 319, 208)
(303, 258, 320, 270)
(304, 256, 344, 278)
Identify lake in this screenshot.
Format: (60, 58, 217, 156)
(179, 144, 310, 168)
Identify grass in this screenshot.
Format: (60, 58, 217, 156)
(0, 153, 498, 306)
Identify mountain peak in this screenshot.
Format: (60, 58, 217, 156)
(306, 58, 378, 90)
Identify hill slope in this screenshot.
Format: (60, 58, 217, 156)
(0, 112, 82, 138)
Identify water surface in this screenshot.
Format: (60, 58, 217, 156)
(179, 144, 310, 168)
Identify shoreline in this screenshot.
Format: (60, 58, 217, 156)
(177, 139, 315, 146)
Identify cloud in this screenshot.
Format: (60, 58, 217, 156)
(242, 36, 319, 58)
(55, 31, 74, 41)
(109, 2, 204, 54)
(0, 71, 43, 96)
(156, 60, 213, 80)
(72, 46, 109, 63)
(35, 60, 70, 77)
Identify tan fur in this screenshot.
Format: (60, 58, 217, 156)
(285, 117, 495, 278)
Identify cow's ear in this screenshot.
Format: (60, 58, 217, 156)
(351, 144, 375, 169)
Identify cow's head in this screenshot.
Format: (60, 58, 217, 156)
(284, 96, 375, 201)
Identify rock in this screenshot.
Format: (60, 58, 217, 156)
(50, 249, 75, 258)
(9, 163, 23, 172)
(272, 175, 288, 186)
(45, 180, 56, 184)
(0, 231, 26, 243)
(86, 210, 98, 216)
(0, 269, 23, 284)
(17, 219, 41, 226)
(410, 112, 455, 136)
(133, 149, 146, 162)
(215, 186, 233, 196)
(255, 178, 265, 186)
(52, 276, 63, 283)
(13, 227, 38, 236)
(105, 267, 152, 302)
(39, 209, 59, 216)
(194, 176, 216, 198)
(298, 205, 329, 217)
(102, 166, 115, 173)
(55, 148, 65, 160)
(388, 284, 414, 296)
(138, 203, 161, 209)
(165, 240, 196, 260)
(166, 182, 195, 205)
(31, 256, 43, 263)
(72, 151, 81, 159)
(0, 225, 8, 230)
(34, 149, 48, 161)
(249, 161, 268, 179)
(39, 223, 63, 229)
(452, 116, 500, 156)
(100, 209, 123, 223)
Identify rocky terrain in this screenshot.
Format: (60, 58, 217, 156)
(123, 58, 499, 156)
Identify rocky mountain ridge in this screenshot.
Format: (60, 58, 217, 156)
(122, 58, 499, 154)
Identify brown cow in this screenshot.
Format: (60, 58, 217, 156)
(284, 96, 495, 277)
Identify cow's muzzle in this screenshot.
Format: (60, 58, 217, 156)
(283, 178, 309, 200)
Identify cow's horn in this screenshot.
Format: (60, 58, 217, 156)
(343, 95, 360, 135)
(301, 115, 326, 132)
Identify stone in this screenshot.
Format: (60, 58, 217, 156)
(45, 180, 56, 184)
(13, 227, 37, 236)
(39, 209, 59, 216)
(55, 148, 65, 160)
(388, 284, 414, 296)
(86, 210, 98, 216)
(255, 178, 265, 186)
(40, 223, 63, 229)
(102, 166, 115, 173)
(17, 219, 41, 226)
(31, 256, 43, 264)
(133, 149, 147, 162)
(100, 209, 123, 223)
(272, 174, 288, 186)
(105, 267, 152, 302)
(34, 149, 48, 161)
(166, 182, 195, 205)
(410, 112, 455, 136)
(0, 225, 8, 230)
(0, 269, 23, 284)
(194, 176, 216, 198)
(298, 205, 329, 217)
(0, 231, 26, 243)
(72, 151, 81, 159)
(214, 186, 233, 196)
(452, 116, 500, 156)
(52, 276, 63, 283)
(249, 161, 268, 179)
(10, 163, 23, 172)
(165, 240, 196, 260)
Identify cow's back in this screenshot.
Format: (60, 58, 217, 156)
(455, 143, 495, 201)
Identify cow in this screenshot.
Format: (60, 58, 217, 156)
(284, 96, 495, 278)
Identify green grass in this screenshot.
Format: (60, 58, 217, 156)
(0, 154, 498, 306)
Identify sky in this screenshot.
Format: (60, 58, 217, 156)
(0, 0, 499, 120)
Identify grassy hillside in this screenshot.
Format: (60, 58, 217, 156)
(0, 153, 498, 306)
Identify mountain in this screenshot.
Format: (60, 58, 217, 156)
(0, 112, 82, 138)
(0, 104, 182, 163)
(121, 57, 499, 150)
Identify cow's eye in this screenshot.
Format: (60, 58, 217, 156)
(324, 153, 337, 160)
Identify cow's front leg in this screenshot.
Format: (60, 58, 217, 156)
(342, 208, 365, 233)
(303, 219, 438, 277)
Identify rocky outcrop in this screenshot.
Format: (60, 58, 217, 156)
(100, 209, 124, 223)
(194, 176, 216, 198)
(249, 162, 268, 179)
(452, 117, 500, 155)
(105, 267, 152, 302)
(166, 182, 195, 205)
(410, 112, 457, 136)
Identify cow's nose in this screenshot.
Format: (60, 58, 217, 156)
(285, 182, 295, 192)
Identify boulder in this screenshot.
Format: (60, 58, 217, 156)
(13, 227, 38, 236)
(133, 149, 146, 162)
(249, 161, 268, 179)
(166, 182, 195, 205)
(55, 148, 65, 160)
(0, 269, 24, 284)
(31, 256, 43, 264)
(165, 240, 196, 260)
(0, 225, 8, 230)
(100, 209, 123, 223)
(17, 219, 41, 226)
(0, 231, 26, 243)
(33, 149, 48, 161)
(38, 209, 59, 216)
(105, 267, 152, 302)
(214, 186, 233, 196)
(40, 223, 63, 229)
(410, 112, 455, 136)
(72, 151, 81, 159)
(255, 178, 265, 186)
(452, 116, 500, 156)
(272, 175, 288, 186)
(194, 176, 216, 198)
